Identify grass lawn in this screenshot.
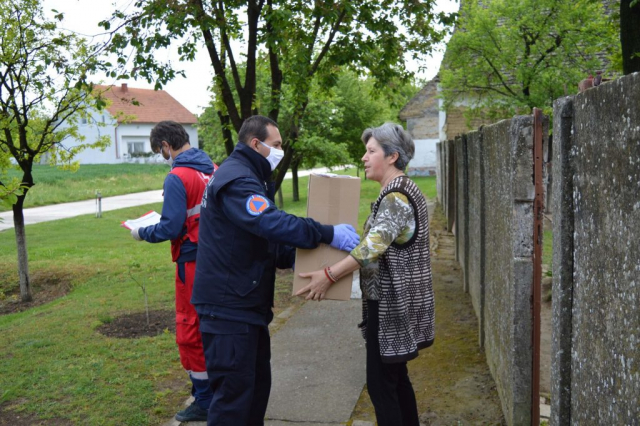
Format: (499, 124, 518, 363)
(1, 164, 170, 212)
(0, 171, 436, 425)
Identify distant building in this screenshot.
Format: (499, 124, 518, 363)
(398, 78, 441, 176)
(57, 84, 198, 164)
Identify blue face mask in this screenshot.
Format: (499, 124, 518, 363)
(260, 141, 284, 171)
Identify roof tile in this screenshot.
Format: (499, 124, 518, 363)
(94, 84, 197, 124)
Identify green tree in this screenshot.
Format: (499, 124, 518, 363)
(0, 0, 110, 302)
(100, 0, 452, 190)
(440, 0, 620, 119)
(328, 71, 421, 170)
(621, 0, 640, 74)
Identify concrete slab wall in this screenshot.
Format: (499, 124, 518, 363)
(446, 139, 456, 231)
(482, 117, 540, 426)
(551, 72, 640, 425)
(466, 130, 485, 346)
(436, 142, 443, 204)
(455, 135, 469, 291)
(550, 96, 574, 426)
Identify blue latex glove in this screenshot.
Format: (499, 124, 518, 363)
(330, 224, 360, 252)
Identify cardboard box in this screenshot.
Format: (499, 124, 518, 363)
(292, 173, 361, 301)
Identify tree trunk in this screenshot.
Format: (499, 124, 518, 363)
(277, 187, 284, 209)
(291, 154, 300, 202)
(621, 0, 640, 74)
(274, 142, 295, 192)
(12, 193, 31, 302)
(217, 111, 235, 155)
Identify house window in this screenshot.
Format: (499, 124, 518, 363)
(127, 142, 145, 154)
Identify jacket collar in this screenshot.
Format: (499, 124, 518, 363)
(232, 142, 272, 181)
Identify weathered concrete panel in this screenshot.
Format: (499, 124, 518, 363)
(482, 116, 539, 426)
(551, 96, 575, 426)
(568, 72, 640, 424)
(455, 135, 469, 292)
(436, 142, 443, 205)
(466, 130, 485, 345)
(446, 139, 456, 231)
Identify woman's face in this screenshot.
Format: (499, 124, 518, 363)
(362, 137, 392, 183)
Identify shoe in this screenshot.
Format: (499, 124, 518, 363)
(175, 401, 208, 422)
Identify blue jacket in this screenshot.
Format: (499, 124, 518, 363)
(138, 148, 215, 262)
(191, 143, 334, 326)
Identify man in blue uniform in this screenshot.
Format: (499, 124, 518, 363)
(192, 115, 359, 425)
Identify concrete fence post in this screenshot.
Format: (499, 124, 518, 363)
(436, 142, 443, 205)
(455, 135, 470, 292)
(446, 139, 456, 232)
(551, 71, 640, 425)
(466, 130, 485, 347)
(550, 97, 574, 426)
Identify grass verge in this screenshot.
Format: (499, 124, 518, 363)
(1, 164, 169, 212)
(0, 173, 435, 425)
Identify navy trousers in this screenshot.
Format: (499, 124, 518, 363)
(199, 316, 271, 426)
(366, 300, 420, 426)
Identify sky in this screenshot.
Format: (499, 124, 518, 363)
(42, 0, 460, 115)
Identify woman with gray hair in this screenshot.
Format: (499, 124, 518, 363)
(297, 123, 434, 426)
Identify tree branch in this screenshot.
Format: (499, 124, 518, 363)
(192, 0, 242, 131)
(309, 6, 347, 77)
(213, 1, 243, 98)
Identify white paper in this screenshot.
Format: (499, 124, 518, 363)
(121, 210, 161, 230)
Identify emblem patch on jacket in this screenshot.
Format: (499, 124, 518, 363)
(246, 195, 270, 216)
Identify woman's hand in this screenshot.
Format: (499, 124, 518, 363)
(295, 269, 332, 301)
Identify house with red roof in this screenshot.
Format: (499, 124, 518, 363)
(62, 83, 198, 164)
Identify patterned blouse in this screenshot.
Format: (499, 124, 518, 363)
(350, 191, 416, 300)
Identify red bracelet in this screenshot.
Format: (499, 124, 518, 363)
(324, 267, 337, 283)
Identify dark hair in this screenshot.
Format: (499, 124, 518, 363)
(237, 115, 278, 145)
(150, 121, 190, 153)
(361, 123, 415, 171)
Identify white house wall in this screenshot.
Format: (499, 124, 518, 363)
(60, 109, 199, 164)
(58, 111, 118, 164)
(407, 139, 438, 176)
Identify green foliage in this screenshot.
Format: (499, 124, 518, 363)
(99, 0, 453, 188)
(0, 0, 112, 202)
(440, 0, 621, 119)
(0, 178, 25, 213)
(199, 66, 421, 170)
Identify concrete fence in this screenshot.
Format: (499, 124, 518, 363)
(435, 71, 640, 425)
(438, 114, 548, 425)
(551, 72, 640, 425)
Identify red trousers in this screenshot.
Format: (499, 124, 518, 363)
(175, 260, 207, 372)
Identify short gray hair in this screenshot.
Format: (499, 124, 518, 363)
(361, 123, 415, 171)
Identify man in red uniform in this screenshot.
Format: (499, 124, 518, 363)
(131, 120, 216, 422)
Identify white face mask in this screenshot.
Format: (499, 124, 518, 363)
(162, 146, 173, 168)
(260, 141, 284, 171)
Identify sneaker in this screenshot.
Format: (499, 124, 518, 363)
(175, 401, 208, 422)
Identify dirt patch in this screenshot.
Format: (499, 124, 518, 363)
(0, 268, 75, 316)
(97, 309, 176, 338)
(0, 402, 68, 426)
